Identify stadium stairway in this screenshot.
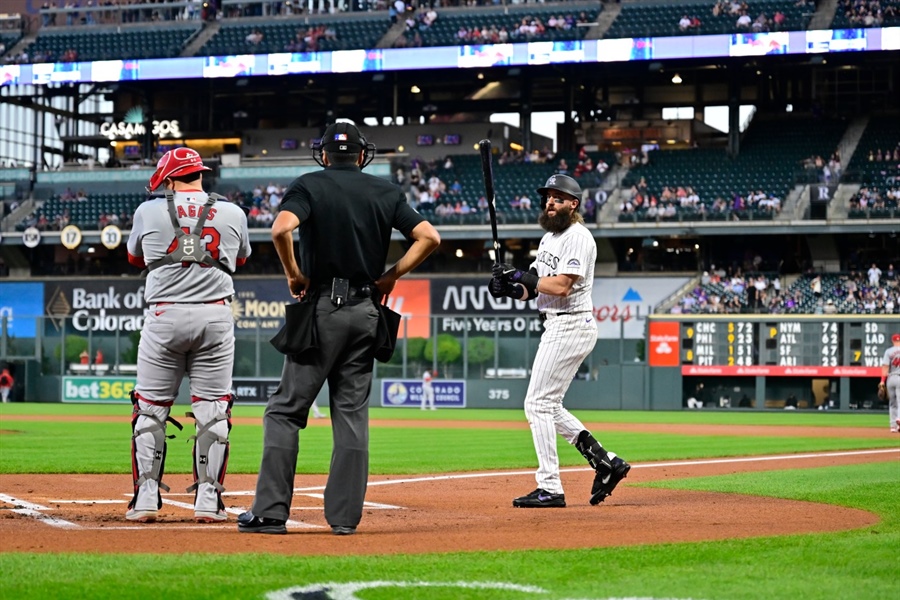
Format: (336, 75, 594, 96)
(4, 32, 35, 59)
(591, 2, 621, 40)
(809, 0, 839, 30)
(376, 18, 408, 49)
(182, 21, 219, 57)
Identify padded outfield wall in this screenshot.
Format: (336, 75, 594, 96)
(2, 276, 894, 412)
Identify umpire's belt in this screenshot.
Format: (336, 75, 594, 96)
(316, 283, 374, 299)
(538, 311, 589, 322)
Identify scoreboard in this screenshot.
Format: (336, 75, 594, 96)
(648, 317, 896, 376)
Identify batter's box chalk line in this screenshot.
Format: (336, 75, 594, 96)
(266, 580, 705, 600)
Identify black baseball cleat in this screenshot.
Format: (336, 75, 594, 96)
(512, 488, 566, 508)
(331, 525, 357, 536)
(590, 456, 631, 505)
(237, 511, 287, 534)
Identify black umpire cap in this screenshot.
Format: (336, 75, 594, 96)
(321, 122, 366, 154)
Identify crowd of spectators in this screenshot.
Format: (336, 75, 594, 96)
(837, 0, 899, 27)
(619, 177, 782, 220)
(224, 181, 283, 227)
(848, 185, 900, 212)
(282, 24, 337, 52)
(710, 1, 788, 32)
(671, 263, 900, 315)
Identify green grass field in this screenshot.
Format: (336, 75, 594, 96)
(1, 404, 898, 600)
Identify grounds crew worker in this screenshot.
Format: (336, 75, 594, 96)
(239, 121, 440, 535)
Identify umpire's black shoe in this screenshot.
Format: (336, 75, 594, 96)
(237, 511, 287, 534)
(512, 488, 566, 508)
(332, 525, 357, 536)
(590, 456, 631, 505)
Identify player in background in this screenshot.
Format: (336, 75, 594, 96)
(125, 147, 251, 523)
(490, 174, 630, 508)
(0, 367, 14, 403)
(882, 332, 900, 433)
(421, 369, 436, 410)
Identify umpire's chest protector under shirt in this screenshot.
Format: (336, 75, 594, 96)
(280, 165, 425, 284)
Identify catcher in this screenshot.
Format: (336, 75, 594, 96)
(881, 332, 900, 433)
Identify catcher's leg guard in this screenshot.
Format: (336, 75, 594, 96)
(186, 395, 233, 519)
(128, 391, 183, 516)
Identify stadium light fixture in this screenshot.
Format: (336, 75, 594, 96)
(671, 73, 683, 84)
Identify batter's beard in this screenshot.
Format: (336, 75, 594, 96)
(539, 206, 573, 233)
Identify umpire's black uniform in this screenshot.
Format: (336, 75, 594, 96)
(245, 122, 438, 535)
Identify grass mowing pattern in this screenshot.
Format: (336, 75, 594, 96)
(0, 404, 897, 600)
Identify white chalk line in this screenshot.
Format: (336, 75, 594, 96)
(2, 448, 896, 529)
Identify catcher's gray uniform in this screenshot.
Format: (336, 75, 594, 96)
(125, 189, 250, 521)
(882, 337, 900, 432)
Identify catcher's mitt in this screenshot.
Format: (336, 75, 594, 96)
(877, 382, 887, 401)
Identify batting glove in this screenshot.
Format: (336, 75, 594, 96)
(488, 277, 525, 300)
(492, 263, 538, 297)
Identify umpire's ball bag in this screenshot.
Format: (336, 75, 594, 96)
(270, 297, 318, 356)
(374, 299, 401, 363)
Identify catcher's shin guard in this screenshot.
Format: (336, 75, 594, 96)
(128, 391, 183, 512)
(185, 395, 233, 515)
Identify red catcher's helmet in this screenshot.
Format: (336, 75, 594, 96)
(147, 147, 211, 191)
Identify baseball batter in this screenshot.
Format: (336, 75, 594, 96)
(491, 174, 630, 508)
(125, 147, 251, 523)
(882, 333, 900, 433)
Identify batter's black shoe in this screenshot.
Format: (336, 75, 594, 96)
(237, 511, 287, 534)
(512, 488, 566, 508)
(590, 456, 631, 505)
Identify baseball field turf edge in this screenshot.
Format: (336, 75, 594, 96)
(0, 463, 897, 600)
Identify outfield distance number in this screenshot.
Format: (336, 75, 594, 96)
(488, 389, 510, 400)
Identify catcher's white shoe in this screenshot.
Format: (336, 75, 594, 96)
(125, 508, 158, 522)
(194, 510, 228, 523)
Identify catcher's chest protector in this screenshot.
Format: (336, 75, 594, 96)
(143, 190, 232, 276)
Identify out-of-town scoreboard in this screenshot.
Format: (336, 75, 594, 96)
(648, 317, 896, 376)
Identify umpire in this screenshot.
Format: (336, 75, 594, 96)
(239, 121, 440, 535)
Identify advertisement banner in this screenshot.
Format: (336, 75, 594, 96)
(0, 282, 44, 337)
(681, 365, 881, 377)
(381, 379, 466, 408)
(386, 279, 431, 338)
(431, 277, 689, 339)
(648, 321, 680, 367)
(62, 376, 135, 403)
(232, 378, 281, 403)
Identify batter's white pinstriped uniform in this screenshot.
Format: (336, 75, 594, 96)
(525, 220, 599, 494)
(882, 336, 900, 432)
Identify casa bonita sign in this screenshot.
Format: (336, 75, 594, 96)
(99, 119, 182, 141)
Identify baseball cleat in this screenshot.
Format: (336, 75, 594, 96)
(512, 488, 566, 508)
(237, 511, 287, 534)
(194, 510, 228, 523)
(125, 508, 158, 522)
(590, 456, 631, 505)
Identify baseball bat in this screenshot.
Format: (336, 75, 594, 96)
(478, 138, 501, 266)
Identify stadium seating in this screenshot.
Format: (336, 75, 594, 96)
(21, 25, 199, 62)
(618, 116, 848, 222)
(198, 18, 389, 56)
(604, 0, 810, 39)
(831, 0, 900, 29)
(782, 272, 898, 313)
(0, 31, 21, 57)
(23, 193, 144, 231)
(409, 6, 601, 48)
